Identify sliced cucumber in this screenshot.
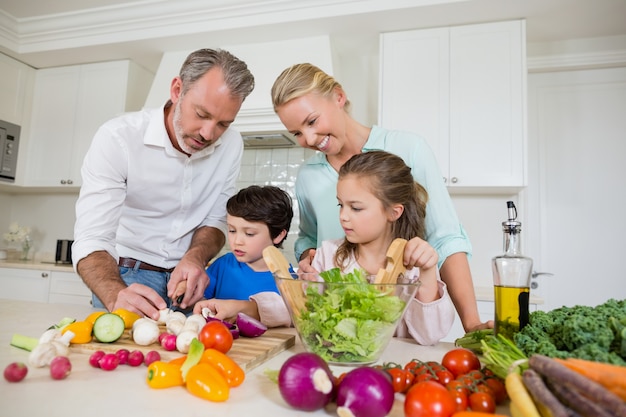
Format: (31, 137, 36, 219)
(10, 333, 39, 351)
(93, 313, 125, 343)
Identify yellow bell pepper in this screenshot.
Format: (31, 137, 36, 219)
(61, 320, 93, 344)
(146, 361, 184, 389)
(200, 348, 245, 387)
(185, 363, 230, 402)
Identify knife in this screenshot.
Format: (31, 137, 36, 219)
(169, 281, 187, 313)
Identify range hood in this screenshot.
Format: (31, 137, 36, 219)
(241, 132, 296, 149)
(144, 36, 334, 148)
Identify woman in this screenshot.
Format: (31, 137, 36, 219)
(271, 63, 492, 333)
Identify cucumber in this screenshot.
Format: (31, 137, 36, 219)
(10, 333, 39, 351)
(93, 313, 125, 343)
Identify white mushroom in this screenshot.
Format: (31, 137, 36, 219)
(131, 318, 160, 346)
(166, 319, 185, 336)
(175, 330, 197, 354)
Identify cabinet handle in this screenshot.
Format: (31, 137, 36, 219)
(451, 177, 458, 184)
(41, 272, 49, 278)
(443, 177, 447, 183)
(67, 179, 73, 185)
(531, 271, 554, 279)
(60, 179, 67, 185)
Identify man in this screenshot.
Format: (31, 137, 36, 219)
(72, 49, 255, 321)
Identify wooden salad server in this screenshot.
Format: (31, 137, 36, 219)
(374, 238, 408, 284)
(263, 246, 293, 279)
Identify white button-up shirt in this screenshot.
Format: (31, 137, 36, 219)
(72, 105, 243, 270)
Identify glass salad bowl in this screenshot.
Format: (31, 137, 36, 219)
(274, 269, 420, 365)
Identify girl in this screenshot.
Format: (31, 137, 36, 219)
(311, 151, 455, 345)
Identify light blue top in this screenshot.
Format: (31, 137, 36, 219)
(294, 125, 472, 268)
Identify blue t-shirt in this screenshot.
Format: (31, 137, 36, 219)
(203, 252, 281, 300)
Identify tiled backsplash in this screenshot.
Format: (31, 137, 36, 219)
(233, 147, 317, 265)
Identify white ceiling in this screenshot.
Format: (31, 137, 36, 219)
(1, 0, 625, 72)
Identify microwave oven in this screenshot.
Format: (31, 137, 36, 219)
(0, 120, 20, 183)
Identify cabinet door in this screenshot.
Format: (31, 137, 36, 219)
(71, 62, 129, 183)
(0, 268, 50, 302)
(49, 271, 92, 306)
(26, 67, 80, 186)
(25, 61, 130, 188)
(0, 54, 35, 125)
(379, 20, 526, 190)
(449, 21, 525, 187)
(379, 28, 450, 176)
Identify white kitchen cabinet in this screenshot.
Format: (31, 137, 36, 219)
(48, 271, 92, 306)
(380, 20, 527, 191)
(0, 267, 50, 303)
(23, 60, 152, 188)
(0, 53, 35, 126)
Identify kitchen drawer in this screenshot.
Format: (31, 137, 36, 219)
(49, 271, 92, 306)
(0, 267, 50, 303)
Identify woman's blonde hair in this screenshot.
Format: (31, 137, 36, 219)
(271, 63, 351, 112)
(334, 151, 428, 269)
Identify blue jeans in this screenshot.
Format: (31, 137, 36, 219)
(91, 262, 171, 309)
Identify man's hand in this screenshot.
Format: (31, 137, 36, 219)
(113, 283, 167, 321)
(167, 257, 209, 309)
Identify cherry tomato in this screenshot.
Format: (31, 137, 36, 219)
(441, 348, 481, 379)
(484, 377, 508, 404)
(198, 321, 233, 353)
(405, 380, 456, 417)
(387, 367, 415, 393)
(404, 359, 427, 374)
(449, 389, 469, 412)
(446, 380, 470, 397)
(469, 391, 496, 413)
(434, 369, 454, 385)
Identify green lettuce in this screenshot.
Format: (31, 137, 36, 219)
(295, 268, 407, 363)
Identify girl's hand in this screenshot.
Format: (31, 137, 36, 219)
(403, 237, 438, 272)
(192, 299, 257, 322)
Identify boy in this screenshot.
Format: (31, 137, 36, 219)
(192, 185, 293, 327)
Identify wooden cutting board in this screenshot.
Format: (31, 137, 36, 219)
(70, 328, 295, 372)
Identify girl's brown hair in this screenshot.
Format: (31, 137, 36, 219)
(334, 151, 428, 269)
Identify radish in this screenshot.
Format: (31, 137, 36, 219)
(4, 362, 28, 382)
(160, 333, 177, 351)
(115, 348, 130, 365)
(89, 350, 106, 368)
(99, 353, 120, 371)
(127, 350, 144, 367)
(144, 350, 161, 366)
(277, 352, 335, 411)
(49, 356, 72, 380)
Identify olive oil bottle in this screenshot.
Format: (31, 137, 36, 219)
(492, 201, 533, 340)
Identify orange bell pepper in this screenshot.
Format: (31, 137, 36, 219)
(146, 361, 184, 389)
(200, 348, 245, 387)
(185, 363, 230, 402)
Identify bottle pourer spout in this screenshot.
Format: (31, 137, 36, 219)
(507, 201, 518, 222)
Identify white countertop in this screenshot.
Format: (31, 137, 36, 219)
(0, 299, 511, 417)
(0, 259, 75, 272)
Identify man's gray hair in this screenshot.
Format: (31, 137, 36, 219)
(179, 48, 255, 101)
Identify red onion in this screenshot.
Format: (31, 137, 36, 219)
(236, 312, 267, 337)
(278, 352, 335, 411)
(336, 367, 395, 417)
